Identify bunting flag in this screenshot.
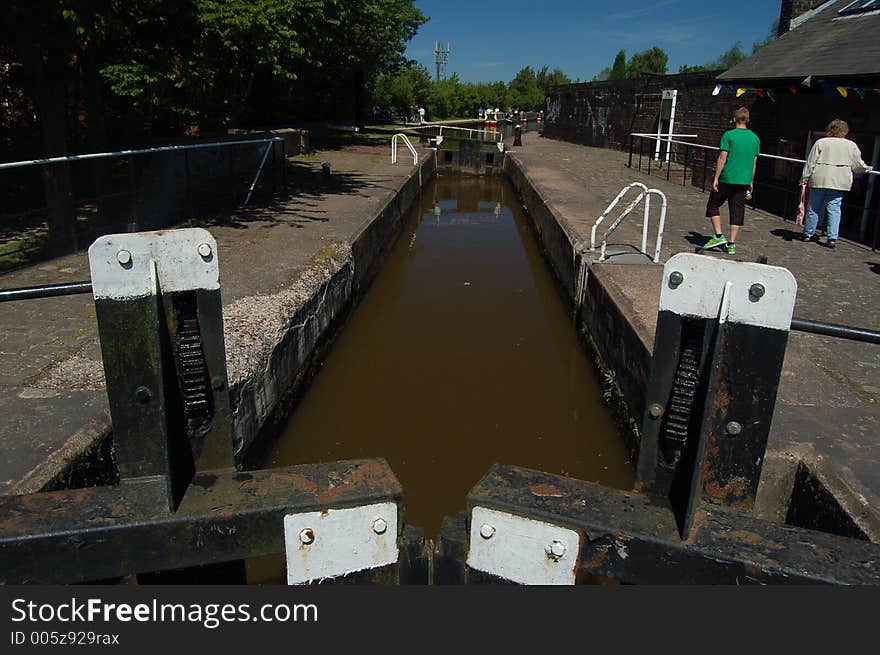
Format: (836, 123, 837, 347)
(710, 83, 880, 98)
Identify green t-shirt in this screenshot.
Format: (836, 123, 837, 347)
(718, 128, 760, 185)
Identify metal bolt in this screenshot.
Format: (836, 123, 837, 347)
(372, 518, 387, 535)
(749, 283, 766, 301)
(649, 403, 664, 419)
(669, 271, 684, 288)
(299, 528, 315, 545)
(116, 250, 132, 265)
(134, 386, 152, 404)
(726, 421, 743, 436)
(198, 243, 213, 258)
(546, 540, 566, 560)
(479, 524, 495, 539)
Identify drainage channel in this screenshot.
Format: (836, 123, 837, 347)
(247, 173, 634, 583)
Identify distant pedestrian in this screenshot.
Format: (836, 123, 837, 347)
(419, 106, 426, 124)
(799, 119, 872, 249)
(702, 107, 761, 255)
(479, 106, 485, 119)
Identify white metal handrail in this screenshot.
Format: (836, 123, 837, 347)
(0, 137, 284, 171)
(590, 182, 667, 263)
(391, 133, 418, 165)
(435, 125, 503, 143)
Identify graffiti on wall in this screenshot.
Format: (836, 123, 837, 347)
(546, 95, 561, 124)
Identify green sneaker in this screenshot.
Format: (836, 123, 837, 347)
(703, 235, 727, 250)
(725, 243, 736, 254)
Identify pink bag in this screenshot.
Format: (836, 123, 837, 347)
(795, 184, 809, 226)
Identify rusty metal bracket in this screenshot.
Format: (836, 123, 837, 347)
(637, 254, 797, 537)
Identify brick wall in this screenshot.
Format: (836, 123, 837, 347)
(778, 0, 831, 34)
(542, 73, 880, 240)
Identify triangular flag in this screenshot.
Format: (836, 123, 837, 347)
(802, 75, 812, 87)
(756, 88, 766, 97)
(855, 88, 866, 99)
(712, 84, 722, 96)
(767, 89, 776, 102)
(821, 85, 836, 98)
(787, 85, 798, 94)
(837, 86, 848, 98)
(736, 88, 748, 97)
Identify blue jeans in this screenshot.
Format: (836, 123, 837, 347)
(804, 187, 844, 240)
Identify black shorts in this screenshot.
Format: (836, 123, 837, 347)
(706, 183, 749, 226)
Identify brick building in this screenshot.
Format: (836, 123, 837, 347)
(543, 0, 880, 244)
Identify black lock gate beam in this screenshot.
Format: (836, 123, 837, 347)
(0, 228, 424, 585)
(461, 464, 880, 585)
(0, 459, 406, 585)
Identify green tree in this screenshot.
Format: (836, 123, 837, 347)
(609, 50, 628, 80)
(626, 47, 668, 77)
(374, 61, 432, 119)
(536, 66, 571, 91)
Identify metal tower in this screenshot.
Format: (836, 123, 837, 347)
(434, 41, 450, 81)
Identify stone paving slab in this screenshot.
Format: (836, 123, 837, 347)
(0, 141, 430, 495)
(509, 133, 880, 538)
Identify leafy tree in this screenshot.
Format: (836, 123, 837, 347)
(536, 66, 571, 91)
(626, 47, 668, 77)
(374, 61, 432, 119)
(609, 50, 628, 80)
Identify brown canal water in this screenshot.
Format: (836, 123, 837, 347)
(264, 174, 633, 537)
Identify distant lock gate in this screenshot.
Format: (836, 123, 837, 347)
(1, 229, 879, 585)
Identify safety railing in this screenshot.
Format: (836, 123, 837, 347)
(627, 132, 880, 249)
(0, 137, 287, 272)
(590, 182, 667, 263)
(391, 133, 418, 165)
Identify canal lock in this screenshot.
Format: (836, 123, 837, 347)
(2, 132, 880, 585)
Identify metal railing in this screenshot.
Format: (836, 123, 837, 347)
(391, 133, 418, 165)
(0, 137, 287, 272)
(627, 133, 880, 249)
(590, 182, 668, 263)
(414, 125, 504, 146)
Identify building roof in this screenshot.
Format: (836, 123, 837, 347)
(718, 0, 880, 83)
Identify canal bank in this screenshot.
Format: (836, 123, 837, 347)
(0, 140, 436, 494)
(3, 126, 877, 561)
(504, 132, 880, 542)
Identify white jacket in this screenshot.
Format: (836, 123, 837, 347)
(801, 137, 872, 191)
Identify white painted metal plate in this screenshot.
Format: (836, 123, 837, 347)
(88, 228, 219, 300)
(660, 253, 797, 330)
(467, 506, 580, 585)
(284, 502, 398, 585)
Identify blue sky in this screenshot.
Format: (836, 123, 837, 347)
(404, 0, 781, 83)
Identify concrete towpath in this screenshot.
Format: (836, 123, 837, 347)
(0, 139, 432, 495)
(508, 132, 880, 539)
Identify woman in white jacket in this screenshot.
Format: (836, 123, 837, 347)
(800, 119, 872, 249)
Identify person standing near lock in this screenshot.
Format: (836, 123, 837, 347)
(799, 119, 872, 249)
(702, 107, 761, 256)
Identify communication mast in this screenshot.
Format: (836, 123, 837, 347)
(434, 41, 451, 81)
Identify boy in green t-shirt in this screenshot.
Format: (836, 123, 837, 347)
(703, 107, 760, 254)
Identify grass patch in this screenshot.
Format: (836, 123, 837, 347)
(0, 232, 48, 273)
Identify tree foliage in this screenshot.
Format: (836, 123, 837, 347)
(372, 65, 571, 120)
(594, 46, 668, 80)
